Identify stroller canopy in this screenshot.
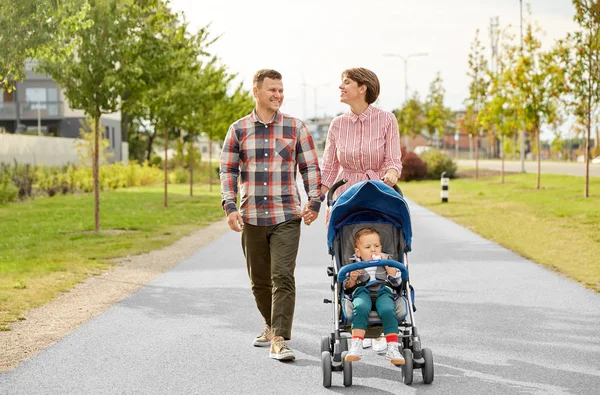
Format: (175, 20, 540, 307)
(327, 180, 412, 252)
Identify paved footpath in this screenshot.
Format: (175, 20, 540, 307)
(2, 200, 599, 394)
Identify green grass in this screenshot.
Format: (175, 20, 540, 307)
(400, 172, 600, 292)
(0, 184, 223, 329)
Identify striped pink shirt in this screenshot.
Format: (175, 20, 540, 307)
(321, 105, 403, 198)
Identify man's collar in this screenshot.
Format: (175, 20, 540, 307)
(251, 109, 282, 125)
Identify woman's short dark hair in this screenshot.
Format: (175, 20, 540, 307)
(341, 67, 380, 104)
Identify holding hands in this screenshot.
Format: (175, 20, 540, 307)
(301, 203, 319, 226)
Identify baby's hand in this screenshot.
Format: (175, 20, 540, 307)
(379, 253, 389, 260)
(350, 270, 360, 280)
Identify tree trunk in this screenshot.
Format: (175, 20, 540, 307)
(501, 135, 505, 184)
(404, 134, 410, 152)
(585, 113, 591, 198)
(536, 128, 541, 190)
(208, 135, 213, 192)
(146, 130, 156, 162)
(164, 128, 168, 208)
(475, 133, 479, 180)
(93, 116, 101, 232)
(189, 138, 194, 197)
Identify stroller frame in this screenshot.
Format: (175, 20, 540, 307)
(320, 179, 434, 387)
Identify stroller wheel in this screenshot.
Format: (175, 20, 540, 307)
(422, 348, 434, 384)
(340, 337, 348, 353)
(341, 351, 352, 387)
(321, 351, 332, 388)
(321, 335, 331, 353)
(401, 349, 413, 385)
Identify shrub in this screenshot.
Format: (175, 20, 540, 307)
(419, 149, 457, 180)
(0, 171, 18, 204)
(400, 148, 428, 181)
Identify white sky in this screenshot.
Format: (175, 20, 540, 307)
(170, 0, 578, 127)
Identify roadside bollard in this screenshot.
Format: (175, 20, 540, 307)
(441, 172, 449, 203)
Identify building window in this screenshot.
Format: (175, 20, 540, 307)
(111, 127, 115, 149)
(104, 126, 110, 140)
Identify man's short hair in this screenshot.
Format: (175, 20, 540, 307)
(341, 67, 380, 104)
(354, 227, 380, 247)
(253, 69, 283, 88)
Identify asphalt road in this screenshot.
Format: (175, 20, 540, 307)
(457, 159, 600, 177)
(2, 200, 599, 394)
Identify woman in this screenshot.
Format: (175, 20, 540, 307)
(320, 67, 402, 198)
(321, 67, 403, 353)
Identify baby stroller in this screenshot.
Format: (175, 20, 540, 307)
(320, 179, 434, 387)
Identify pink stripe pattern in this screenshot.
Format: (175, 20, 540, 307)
(321, 105, 403, 198)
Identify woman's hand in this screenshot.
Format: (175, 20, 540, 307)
(383, 170, 398, 187)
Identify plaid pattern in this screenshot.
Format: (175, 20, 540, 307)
(220, 109, 324, 226)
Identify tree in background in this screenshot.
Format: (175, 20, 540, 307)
(424, 72, 452, 150)
(394, 92, 425, 151)
(38, 0, 152, 232)
(0, 0, 90, 90)
(566, 0, 600, 198)
(506, 15, 569, 190)
(465, 29, 490, 180)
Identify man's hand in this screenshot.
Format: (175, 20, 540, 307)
(301, 203, 319, 226)
(227, 212, 244, 232)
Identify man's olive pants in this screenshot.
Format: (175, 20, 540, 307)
(241, 217, 301, 340)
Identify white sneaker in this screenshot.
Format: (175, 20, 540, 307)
(385, 342, 405, 365)
(345, 338, 363, 362)
(362, 338, 372, 348)
(372, 337, 387, 353)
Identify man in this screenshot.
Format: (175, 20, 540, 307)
(219, 69, 323, 361)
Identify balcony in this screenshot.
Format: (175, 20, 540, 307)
(0, 102, 65, 121)
(20, 101, 64, 120)
(0, 102, 18, 120)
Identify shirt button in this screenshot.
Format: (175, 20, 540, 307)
(264, 197, 267, 200)
(265, 211, 269, 214)
(265, 139, 268, 142)
(264, 168, 268, 171)
(263, 182, 267, 185)
(264, 125, 268, 128)
(265, 153, 268, 157)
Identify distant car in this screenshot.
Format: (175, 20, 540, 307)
(592, 156, 600, 164)
(413, 146, 431, 155)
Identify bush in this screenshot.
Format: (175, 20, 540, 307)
(169, 168, 189, 184)
(0, 171, 18, 204)
(419, 149, 457, 180)
(400, 148, 428, 181)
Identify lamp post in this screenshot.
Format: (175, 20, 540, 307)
(519, 0, 526, 173)
(383, 52, 428, 150)
(302, 82, 328, 119)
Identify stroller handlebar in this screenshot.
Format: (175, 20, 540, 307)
(337, 260, 408, 282)
(326, 179, 404, 207)
(326, 179, 348, 207)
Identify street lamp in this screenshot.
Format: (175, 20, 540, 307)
(519, 0, 526, 173)
(383, 52, 429, 104)
(302, 82, 329, 120)
(383, 52, 429, 150)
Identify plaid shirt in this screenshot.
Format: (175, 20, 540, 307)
(219, 109, 324, 226)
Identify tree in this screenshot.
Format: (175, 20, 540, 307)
(567, 0, 600, 197)
(479, 28, 521, 183)
(394, 92, 425, 151)
(507, 16, 569, 189)
(38, 0, 155, 231)
(424, 72, 452, 150)
(0, 0, 90, 90)
(465, 29, 490, 180)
